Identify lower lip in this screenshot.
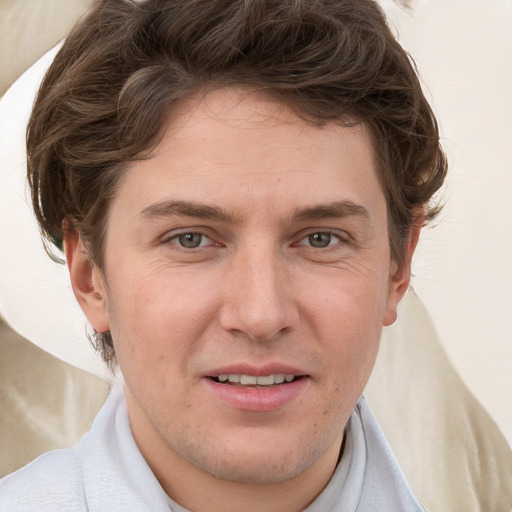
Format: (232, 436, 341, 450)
(204, 377, 308, 412)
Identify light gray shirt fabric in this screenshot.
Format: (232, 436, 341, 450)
(0, 387, 424, 511)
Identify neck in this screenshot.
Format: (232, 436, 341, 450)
(155, 439, 342, 512)
(124, 388, 345, 512)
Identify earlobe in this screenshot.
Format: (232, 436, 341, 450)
(383, 217, 423, 327)
(63, 225, 110, 333)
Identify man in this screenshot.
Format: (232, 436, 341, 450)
(0, 0, 447, 510)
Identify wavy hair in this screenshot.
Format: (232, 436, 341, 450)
(27, 0, 447, 364)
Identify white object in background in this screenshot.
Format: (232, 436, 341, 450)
(0, 44, 112, 382)
(381, 0, 512, 443)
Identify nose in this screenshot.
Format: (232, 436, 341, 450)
(218, 246, 299, 342)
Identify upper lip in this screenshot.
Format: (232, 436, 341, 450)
(205, 363, 307, 378)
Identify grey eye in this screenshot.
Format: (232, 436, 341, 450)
(177, 232, 204, 248)
(308, 232, 332, 248)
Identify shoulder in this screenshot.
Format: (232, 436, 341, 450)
(0, 448, 86, 512)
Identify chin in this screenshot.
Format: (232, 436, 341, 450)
(182, 428, 334, 485)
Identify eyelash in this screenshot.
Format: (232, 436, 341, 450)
(297, 231, 344, 249)
(166, 231, 215, 250)
(163, 229, 350, 251)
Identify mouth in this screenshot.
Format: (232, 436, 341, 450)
(210, 373, 304, 387)
(205, 368, 308, 411)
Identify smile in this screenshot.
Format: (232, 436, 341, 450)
(206, 372, 308, 411)
(213, 374, 298, 386)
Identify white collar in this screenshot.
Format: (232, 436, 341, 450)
(82, 388, 423, 511)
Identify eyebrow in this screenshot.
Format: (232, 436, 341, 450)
(291, 201, 370, 222)
(139, 200, 242, 223)
(139, 199, 370, 224)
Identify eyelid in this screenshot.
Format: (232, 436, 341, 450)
(294, 228, 352, 246)
(162, 229, 216, 248)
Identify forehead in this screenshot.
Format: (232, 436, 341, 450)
(112, 87, 385, 226)
(165, 87, 373, 162)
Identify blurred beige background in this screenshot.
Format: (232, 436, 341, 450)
(0, 0, 512, 442)
(383, 0, 512, 444)
(4, 0, 512, 442)
(0, 1, 510, 509)
(0, 0, 510, 443)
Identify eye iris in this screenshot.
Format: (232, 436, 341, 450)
(179, 233, 202, 248)
(309, 232, 331, 248)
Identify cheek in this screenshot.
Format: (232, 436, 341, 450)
(305, 261, 389, 335)
(303, 267, 388, 388)
(105, 263, 216, 380)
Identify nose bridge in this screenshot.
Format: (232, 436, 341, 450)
(220, 239, 296, 341)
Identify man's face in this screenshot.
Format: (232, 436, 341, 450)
(75, 87, 409, 490)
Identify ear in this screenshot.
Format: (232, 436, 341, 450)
(63, 225, 110, 333)
(383, 217, 423, 326)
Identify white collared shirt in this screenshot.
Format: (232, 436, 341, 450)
(0, 387, 424, 511)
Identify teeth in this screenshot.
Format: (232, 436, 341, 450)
(216, 374, 296, 386)
(255, 375, 274, 386)
(240, 375, 258, 385)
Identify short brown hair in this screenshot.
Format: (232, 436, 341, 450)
(27, 0, 447, 364)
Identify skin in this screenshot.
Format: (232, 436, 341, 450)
(65, 87, 418, 512)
